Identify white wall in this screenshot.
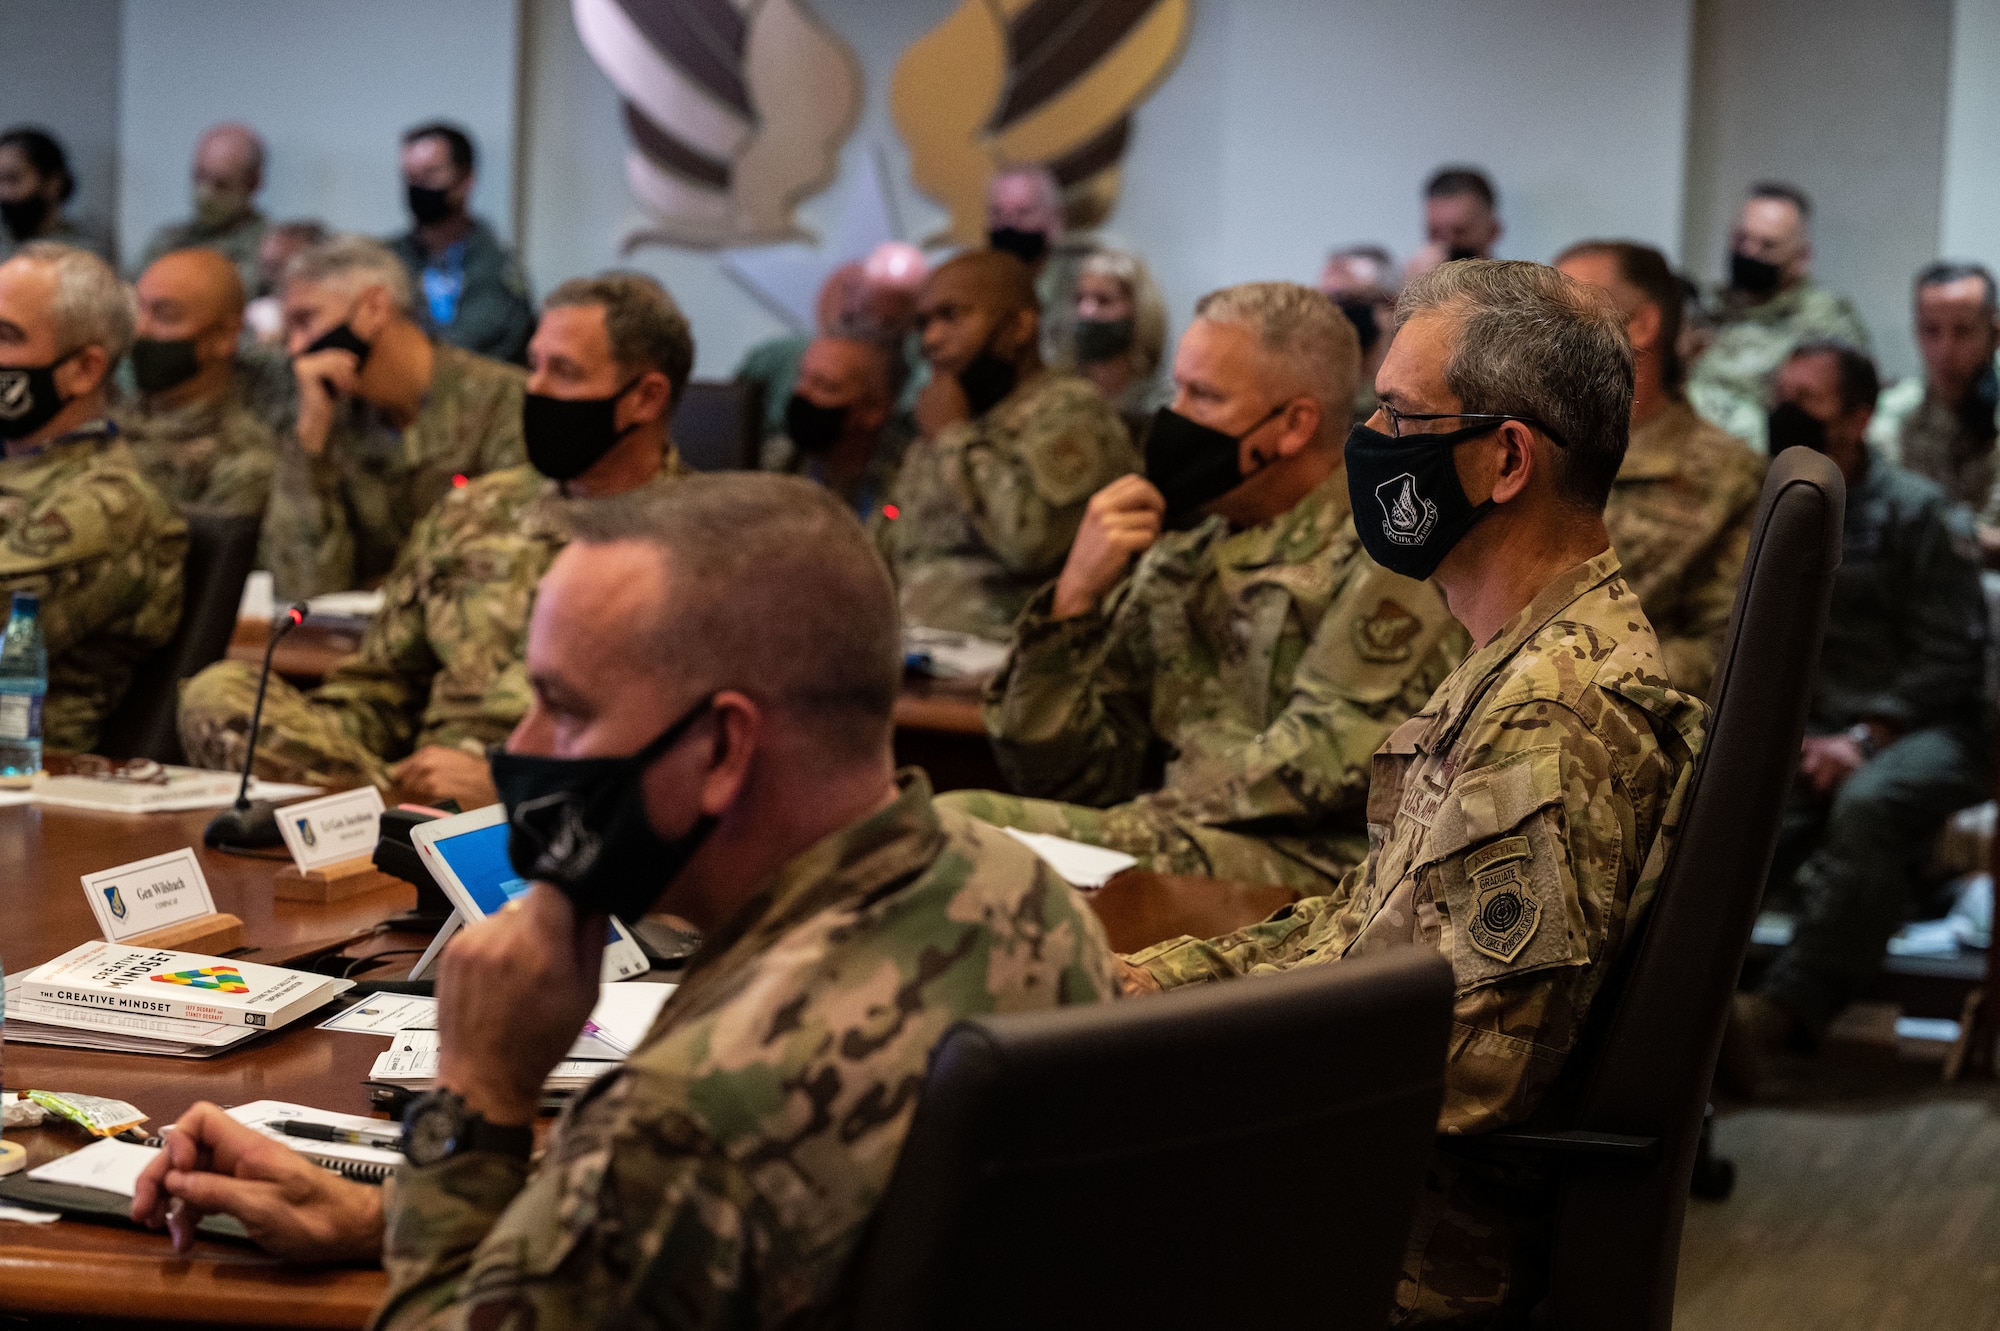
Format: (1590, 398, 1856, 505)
(1682, 0, 1953, 381)
(520, 0, 1696, 379)
(117, 0, 521, 275)
(1941, 0, 2000, 275)
(0, 0, 123, 261)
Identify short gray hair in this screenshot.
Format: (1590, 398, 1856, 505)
(1397, 259, 1633, 511)
(566, 472, 901, 754)
(1193, 280, 1360, 436)
(14, 241, 135, 360)
(282, 234, 412, 313)
(544, 271, 695, 408)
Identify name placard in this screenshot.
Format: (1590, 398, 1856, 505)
(82, 848, 218, 943)
(278, 786, 386, 874)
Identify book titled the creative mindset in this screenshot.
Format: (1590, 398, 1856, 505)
(17, 940, 351, 1029)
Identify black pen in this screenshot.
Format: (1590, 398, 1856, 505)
(274, 1119, 404, 1151)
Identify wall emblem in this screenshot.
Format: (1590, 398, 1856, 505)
(574, 0, 865, 250)
(891, 0, 1193, 244)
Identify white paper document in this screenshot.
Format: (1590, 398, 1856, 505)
(319, 992, 439, 1035)
(26, 1138, 159, 1198)
(0, 1204, 61, 1224)
(1001, 828, 1139, 889)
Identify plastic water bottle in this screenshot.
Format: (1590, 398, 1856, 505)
(0, 590, 48, 783)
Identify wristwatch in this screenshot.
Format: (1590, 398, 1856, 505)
(400, 1089, 534, 1167)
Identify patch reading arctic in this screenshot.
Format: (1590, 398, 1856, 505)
(1465, 836, 1539, 963)
(1353, 596, 1422, 663)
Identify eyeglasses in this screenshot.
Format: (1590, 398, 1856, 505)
(1376, 404, 1570, 449)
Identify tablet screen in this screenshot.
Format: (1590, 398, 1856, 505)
(429, 821, 529, 917)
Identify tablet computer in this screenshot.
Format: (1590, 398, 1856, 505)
(410, 803, 650, 983)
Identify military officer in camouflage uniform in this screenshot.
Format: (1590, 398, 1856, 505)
(135, 474, 1120, 1329)
(1867, 262, 2000, 555)
(879, 250, 1137, 640)
(1724, 341, 1989, 1092)
(134, 124, 268, 298)
(1688, 182, 1870, 452)
(757, 332, 910, 521)
(1558, 240, 1765, 698)
(180, 273, 691, 807)
(0, 243, 187, 755)
(112, 247, 277, 518)
(942, 282, 1465, 893)
(261, 234, 525, 599)
(1125, 263, 1705, 1325)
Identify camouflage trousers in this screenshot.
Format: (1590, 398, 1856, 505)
(933, 789, 1355, 894)
(178, 660, 391, 792)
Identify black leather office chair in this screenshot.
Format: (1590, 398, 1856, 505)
(672, 379, 764, 471)
(96, 511, 263, 763)
(847, 950, 1454, 1331)
(1488, 447, 1845, 1330)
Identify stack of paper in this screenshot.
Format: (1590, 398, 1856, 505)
(29, 767, 317, 813)
(2, 941, 353, 1058)
(364, 982, 675, 1094)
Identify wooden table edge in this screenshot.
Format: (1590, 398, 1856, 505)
(0, 1245, 385, 1329)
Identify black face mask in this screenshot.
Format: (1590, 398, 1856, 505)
(785, 393, 848, 454)
(1343, 420, 1501, 581)
(522, 377, 644, 482)
(1446, 245, 1482, 263)
(957, 326, 1020, 417)
(130, 337, 201, 396)
(489, 694, 719, 922)
(1766, 400, 1830, 454)
(1730, 251, 1783, 297)
(0, 196, 49, 243)
(300, 320, 373, 398)
(1073, 317, 1134, 365)
(0, 351, 77, 441)
(988, 226, 1049, 266)
(1146, 401, 1286, 529)
(1959, 364, 2000, 447)
(1335, 299, 1382, 355)
(406, 183, 455, 227)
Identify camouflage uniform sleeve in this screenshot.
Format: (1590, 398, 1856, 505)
(983, 579, 1156, 804)
(1125, 889, 1353, 987)
(1658, 462, 1759, 701)
(261, 421, 355, 599)
(199, 411, 279, 519)
(955, 385, 1136, 577)
(0, 469, 174, 657)
(308, 504, 448, 759)
(1145, 567, 1465, 828)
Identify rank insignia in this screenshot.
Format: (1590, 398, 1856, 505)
(1353, 597, 1422, 663)
(1464, 835, 1539, 963)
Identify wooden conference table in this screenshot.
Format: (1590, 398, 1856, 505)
(1, 788, 1289, 1327)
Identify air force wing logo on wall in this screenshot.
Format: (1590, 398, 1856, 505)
(573, 0, 864, 250)
(1376, 473, 1438, 547)
(892, 0, 1193, 245)
(0, 369, 32, 421)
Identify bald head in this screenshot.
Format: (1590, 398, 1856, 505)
(134, 248, 246, 403)
(194, 123, 263, 194)
(927, 251, 1037, 319)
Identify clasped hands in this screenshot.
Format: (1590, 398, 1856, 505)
(132, 884, 608, 1257)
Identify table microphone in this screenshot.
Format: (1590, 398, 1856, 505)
(204, 601, 310, 850)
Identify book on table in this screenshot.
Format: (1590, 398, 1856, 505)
(4, 941, 352, 1055)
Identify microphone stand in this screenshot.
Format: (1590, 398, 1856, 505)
(204, 602, 310, 850)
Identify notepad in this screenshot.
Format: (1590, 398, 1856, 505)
(26, 1138, 158, 1198)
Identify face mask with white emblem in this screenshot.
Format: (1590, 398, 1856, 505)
(1342, 419, 1506, 581)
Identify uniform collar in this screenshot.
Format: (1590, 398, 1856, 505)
(1, 417, 117, 466)
(1180, 467, 1353, 574)
(1414, 549, 1625, 749)
(666, 770, 947, 1012)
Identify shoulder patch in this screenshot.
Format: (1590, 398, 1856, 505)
(1466, 856, 1540, 963)
(8, 508, 72, 558)
(1352, 596, 1422, 663)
